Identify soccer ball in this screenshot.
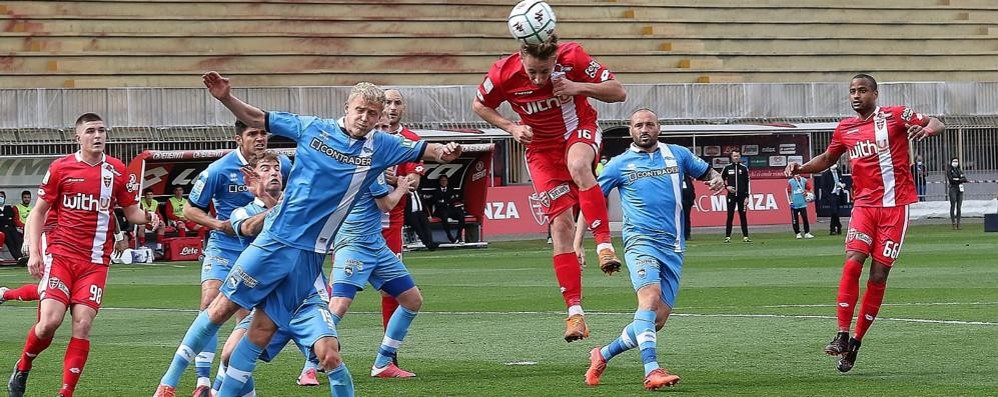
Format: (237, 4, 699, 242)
(805, 192, 815, 202)
(507, 0, 557, 45)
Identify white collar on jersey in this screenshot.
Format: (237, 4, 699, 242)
(337, 117, 372, 141)
(74, 151, 106, 166)
(253, 197, 267, 208)
(234, 147, 250, 166)
(389, 124, 404, 135)
(628, 142, 661, 154)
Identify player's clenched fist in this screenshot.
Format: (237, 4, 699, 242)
(784, 162, 802, 177)
(510, 125, 533, 145)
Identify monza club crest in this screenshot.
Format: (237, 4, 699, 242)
(527, 192, 550, 226)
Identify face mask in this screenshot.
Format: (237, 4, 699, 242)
(952, 162, 959, 167)
(0, 197, 5, 207)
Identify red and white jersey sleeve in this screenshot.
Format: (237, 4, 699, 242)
(383, 127, 425, 230)
(476, 62, 507, 110)
(42, 153, 137, 265)
(833, 106, 929, 208)
(563, 43, 615, 84)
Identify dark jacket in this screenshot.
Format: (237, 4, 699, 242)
(681, 175, 696, 205)
(0, 205, 15, 229)
(430, 186, 462, 214)
(947, 166, 967, 187)
(721, 163, 750, 197)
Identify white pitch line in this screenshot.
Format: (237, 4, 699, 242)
(764, 302, 998, 308)
(3, 307, 996, 326)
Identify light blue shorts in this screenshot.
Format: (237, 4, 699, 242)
(624, 241, 684, 309)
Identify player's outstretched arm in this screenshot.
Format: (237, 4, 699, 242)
(237, 211, 268, 238)
(422, 142, 463, 163)
(202, 71, 266, 129)
(907, 116, 945, 142)
(183, 203, 235, 236)
(376, 173, 412, 213)
(473, 98, 535, 144)
(552, 78, 626, 104)
(786, 151, 840, 177)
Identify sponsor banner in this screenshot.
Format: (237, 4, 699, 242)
(0, 156, 61, 198)
(741, 144, 760, 156)
(690, 178, 816, 227)
(769, 155, 787, 167)
(486, 179, 817, 236)
(482, 185, 548, 236)
(164, 237, 202, 261)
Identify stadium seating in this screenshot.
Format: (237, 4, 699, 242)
(1, 0, 996, 87)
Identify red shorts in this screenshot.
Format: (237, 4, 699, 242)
(382, 221, 404, 257)
(40, 254, 109, 311)
(845, 205, 910, 267)
(525, 124, 602, 220)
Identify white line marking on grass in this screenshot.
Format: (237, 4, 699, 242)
(3, 307, 995, 326)
(504, 361, 538, 366)
(764, 302, 998, 308)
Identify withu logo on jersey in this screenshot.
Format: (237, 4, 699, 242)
(847, 139, 888, 159)
(63, 193, 110, 212)
(520, 97, 561, 115)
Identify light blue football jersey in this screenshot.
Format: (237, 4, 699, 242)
(598, 143, 710, 252)
(188, 149, 292, 252)
(263, 112, 427, 254)
(335, 172, 391, 245)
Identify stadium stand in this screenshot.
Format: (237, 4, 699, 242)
(1, 0, 997, 87)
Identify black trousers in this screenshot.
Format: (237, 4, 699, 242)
(434, 207, 466, 242)
(791, 207, 810, 234)
(0, 226, 23, 259)
(949, 186, 964, 224)
(725, 194, 749, 237)
(829, 193, 842, 233)
(405, 210, 437, 249)
(682, 202, 693, 239)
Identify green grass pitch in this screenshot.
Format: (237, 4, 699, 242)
(1, 224, 996, 396)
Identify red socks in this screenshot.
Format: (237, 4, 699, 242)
(59, 337, 90, 397)
(381, 295, 399, 330)
(854, 281, 887, 341)
(578, 186, 611, 245)
(3, 284, 39, 302)
(552, 253, 582, 307)
(18, 326, 53, 371)
(836, 259, 864, 332)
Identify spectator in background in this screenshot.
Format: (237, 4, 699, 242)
(721, 150, 751, 243)
(430, 175, 466, 244)
(12, 190, 33, 233)
(827, 162, 845, 235)
(947, 157, 968, 230)
(404, 185, 438, 251)
(912, 155, 927, 202)
(681, 175, 696, 240)
(0, 191, 24, 259)
(165, 185, 204, 238)
(787, 174, 815, 239)
(140, 190, 166, 251)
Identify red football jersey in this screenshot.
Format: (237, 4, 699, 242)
(476, 42, 614, 150)
(38, 152, 137, 265)
(828, 106, 930, 208)
(384, 126, 425, 229)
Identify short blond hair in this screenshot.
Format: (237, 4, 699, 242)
(347, 82, 386, 107)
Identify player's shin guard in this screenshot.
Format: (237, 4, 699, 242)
(600, 323, 638, 362)
(194, 326, 218, 385)
(578, 186, 612, 245)
(374, 307, 418, 368)
(17, 325, 53, 371)
(634, 310, 660, 376)
(381, 296, 399, 330)
(836, 259, 864, 332)
(552, 253, 583, 307)
(854, 280, 887, 341)
(327, 363, 355, 397)
(161, 311, 223, 387)
(58, 337, 89, 397)
(3, 284, 39, 302)
(217, 335, 263, 397)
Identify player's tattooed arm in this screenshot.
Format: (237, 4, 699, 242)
(699, 169, 725, 194)
(203, 71, 266, 129)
